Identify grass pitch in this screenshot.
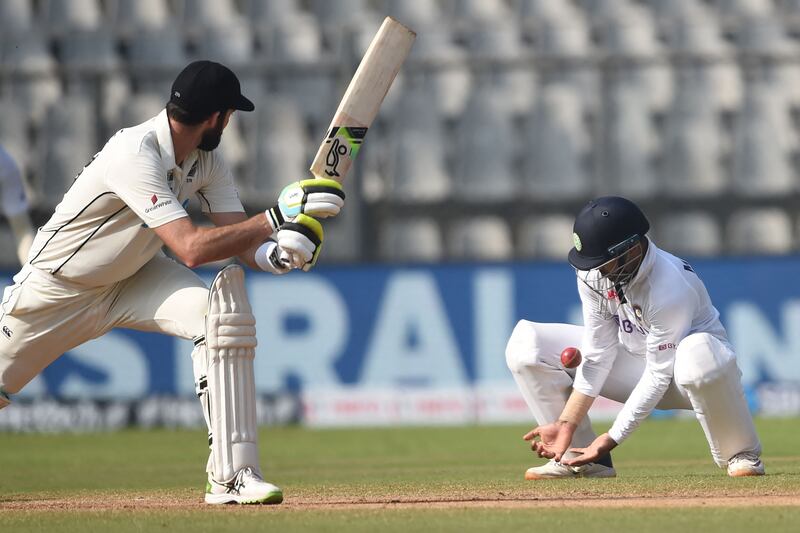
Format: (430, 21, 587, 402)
(1, 417, 799, 532)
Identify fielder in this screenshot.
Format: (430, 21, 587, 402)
(0, 144, 36, 264)
(0, 61, 346, 504)
(506, 196, 764, 479)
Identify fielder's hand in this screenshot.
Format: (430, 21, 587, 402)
(562, 433, 618, 467)
(266, 178, 345, 232)
(276, 214, 324, 272)
(523, 421, 576, 462)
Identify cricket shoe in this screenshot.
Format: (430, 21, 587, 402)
(525, 460, 616, 480)
(205, 466, 284, 504)
(727, 453, 765, 477)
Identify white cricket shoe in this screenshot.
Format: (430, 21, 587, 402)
(525, 460, 616, 480)
(727, 453, 765, 477)
(205, 466, 284, 504)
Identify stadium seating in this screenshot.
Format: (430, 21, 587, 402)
(728, 208, 794, 254)
(523, 84, 590, 200)
(657, 212, 723, 256)
(517, 214, 575, 259)
(453, 80, 517, 201)
(2, 0, 800, 259)
(380, 217, 443, 262)
(448, 217, 513, 261)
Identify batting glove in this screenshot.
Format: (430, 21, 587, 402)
(276, 214, 324, 272)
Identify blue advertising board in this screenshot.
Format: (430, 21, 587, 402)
(2, 255, 800, 428)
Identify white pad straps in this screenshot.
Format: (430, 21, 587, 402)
(204, 265, 260, 483)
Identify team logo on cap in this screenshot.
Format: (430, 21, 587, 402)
(573, 232, 582, 251)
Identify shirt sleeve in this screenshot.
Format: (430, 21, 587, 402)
(608, 289, 695, 444)
(104, 153, 188, 228)
(573, 277, 620, 398)
(196, 152, 245, 214)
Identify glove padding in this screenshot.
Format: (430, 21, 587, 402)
(276, 214, 324, 272)
(255, 240, 291, 275)
(278, 178, 345, 219)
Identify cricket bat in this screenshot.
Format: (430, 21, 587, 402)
(309, 16, 416, 184)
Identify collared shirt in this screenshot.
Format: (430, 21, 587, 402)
(27, 110, 244, 287)
(573, 240, 729, 444)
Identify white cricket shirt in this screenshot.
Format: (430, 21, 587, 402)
(573, 240, 729, 444)
(27, 110, 244, 286)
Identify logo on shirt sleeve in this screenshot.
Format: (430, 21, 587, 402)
(145, 193, 173, 214)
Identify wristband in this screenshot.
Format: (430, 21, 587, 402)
(265, 206, 285, 233)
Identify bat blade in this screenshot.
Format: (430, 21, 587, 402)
(310, 16, 416, 183)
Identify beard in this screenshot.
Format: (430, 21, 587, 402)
(197, 114, 225, 151)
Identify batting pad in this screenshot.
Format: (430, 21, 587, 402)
(203, 265, 260, 483)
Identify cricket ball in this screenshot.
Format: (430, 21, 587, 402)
(560, 347, 582, 369)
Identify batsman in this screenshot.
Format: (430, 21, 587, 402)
(506, 197, 764, 480)
(0, 61, 345, 504)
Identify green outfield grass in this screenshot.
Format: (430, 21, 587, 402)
(1, 417, 799, 532)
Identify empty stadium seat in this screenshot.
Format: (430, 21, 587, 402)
(247, 0, 308, 27)
(453, 82, 517, 201)
(39, 96, 96, 202)
(1, 34, 61, 126)
(518, 0, 582, 24)
(602, 86, 658, 198)
(109, 0, 172, 36)
(112, 92, 164, 133)
(42, 0, 103, 36)
(0, 99, 32, 178)
(450, 0, 511, 24)
(599, 7, 672, 112)
(180, 0, 243, 31)
(517, 214, 575, 259)
(218, 114, 249, 173)
(465, 21, 537, 116)
(382, 79, 451, 202)
(383, 0, 441, 28)
(250, 96, 307, 203)
(0, 0, 34, 33)
(192, 24, 255, 66)
(0, 225, 21, 267)
(661, 75, 726, 197)
(448, 217, 513, 261)
(657, 212, 723, 256)
(715, 0, 774, 21)
(262, 17, 336, 126)
(406, 26, 472, 119)
(380, 218, 443, 262)
(127, 29, 187, 70)
(665, 17, 742, 111)
(523, 84, 590, 200)
(731, 83, 796, 197)
(728, 208, 793, 254)
(532, 16, 599, 109)
(59, 30, 119, 71)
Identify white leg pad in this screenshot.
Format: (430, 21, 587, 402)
(195, 265, 260, 484)
(505, 320, 597, 448)
(674, 333, 761, 467)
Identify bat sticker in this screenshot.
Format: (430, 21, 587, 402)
(323, 126, 368, 177)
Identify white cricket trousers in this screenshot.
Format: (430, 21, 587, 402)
(505, 320, 762, 467)
(0, 254, 208, 396)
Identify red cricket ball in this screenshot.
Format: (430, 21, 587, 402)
(560, 346, 582, 369)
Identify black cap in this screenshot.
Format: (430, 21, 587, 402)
(568, 196, 650, 271)
(169, 60, 254, 116)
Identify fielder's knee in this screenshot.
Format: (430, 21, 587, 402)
(674, 333, 736, 388)
(505, 320, 546, 374)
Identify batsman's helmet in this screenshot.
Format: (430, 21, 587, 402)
(568, 196, 650, 271)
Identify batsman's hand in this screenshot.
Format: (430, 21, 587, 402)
(278, 177, 345, 220)
(276, 214, 323, 272)
(523, 421, 576, 462)
(562, 433, 617, 467)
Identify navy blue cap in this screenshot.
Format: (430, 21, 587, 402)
(568, 196, 650, 270)
(170, 60, 254, 116)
